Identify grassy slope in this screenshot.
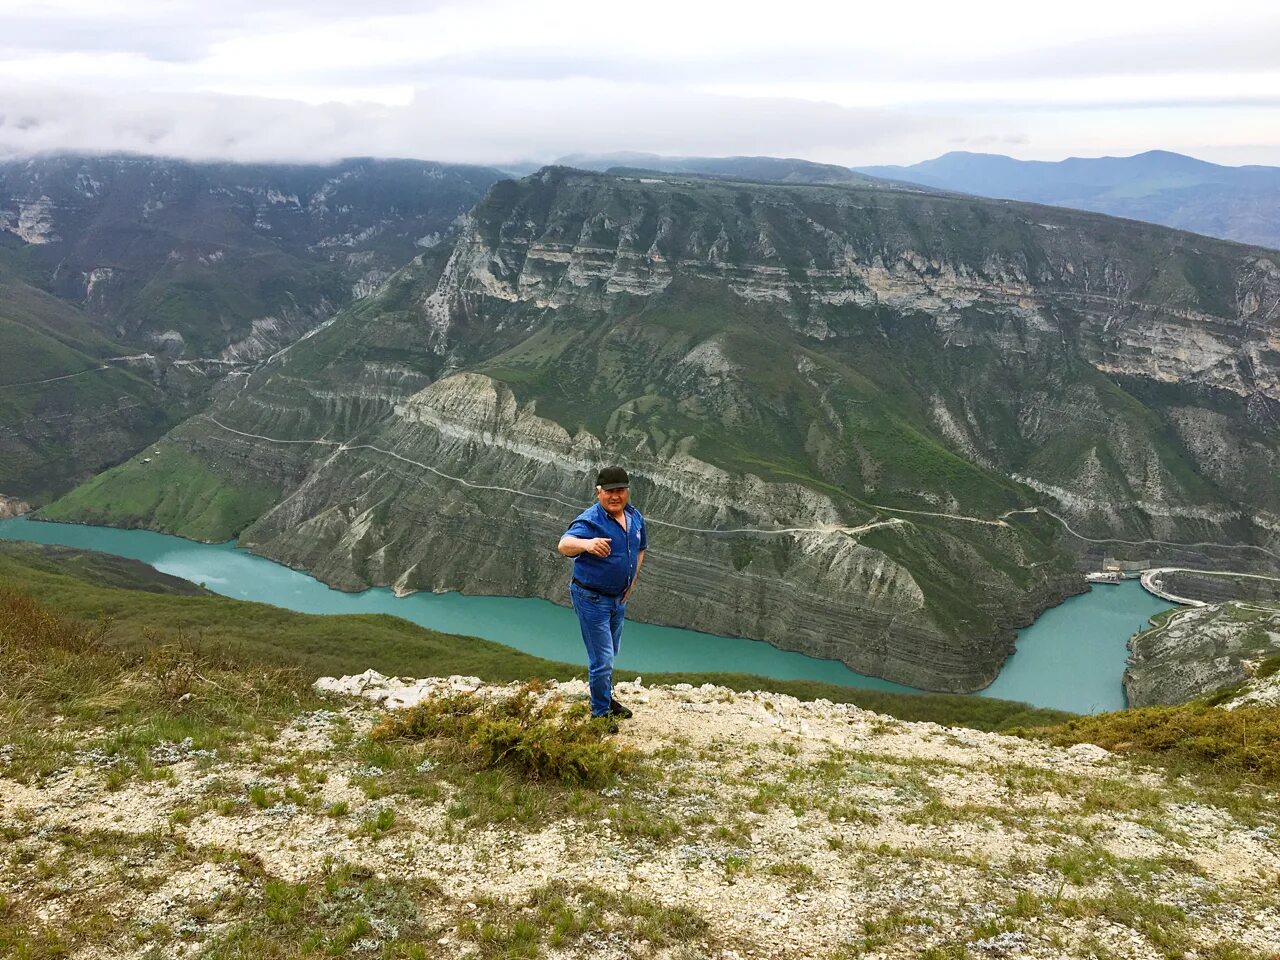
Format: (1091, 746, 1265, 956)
(0, 265, 181, 501)
(39, 447, 280, 542)
(0, 541, 1071, 732)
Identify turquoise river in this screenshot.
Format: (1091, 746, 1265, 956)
(0, 517, 1175, 714)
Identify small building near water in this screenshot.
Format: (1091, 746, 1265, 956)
(1101, 557, 1150, 577)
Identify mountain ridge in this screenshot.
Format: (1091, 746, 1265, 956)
(0, 154, 507, 500)
(855, 150, 1280, 250)
(43, 166, 1280, 691)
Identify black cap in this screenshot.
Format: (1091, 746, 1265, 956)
(596, 466, 629, 490)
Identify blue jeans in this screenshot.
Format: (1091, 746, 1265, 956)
(569, 582, 626, 717)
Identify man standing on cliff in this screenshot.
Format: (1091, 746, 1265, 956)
(558, 466, 647, 729)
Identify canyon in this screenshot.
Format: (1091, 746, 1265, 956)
(36, 166, 1280, 691)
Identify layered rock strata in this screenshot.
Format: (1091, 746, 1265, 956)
(48, 168, 1280, 691)
(1126, 601, 1280, 706)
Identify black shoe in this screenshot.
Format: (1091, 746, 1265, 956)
(592, 715, 620, 734)
(609, 697, 633, 719)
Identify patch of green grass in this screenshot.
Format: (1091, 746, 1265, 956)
(461, 882, 711, 959)
(1056, 889, 1191, 958)
(358, 807, 397, 836)
(606, 798, 684, 844)
(1045, 845, 1119, 885)
(445, 767, 551, 828)
(201, 862, 439, 958)
(899, 799, 1026, 830)
(836, 908, 935, 957)
(41, 446, 279, 543)
(246, 785, 276, 810)
(1032, 701, 1280, 785)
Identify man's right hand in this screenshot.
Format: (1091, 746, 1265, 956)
(557, 534, 613, 558)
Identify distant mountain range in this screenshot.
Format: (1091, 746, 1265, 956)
(856, 150, 1280, 250)
(548, 149, 1280, 251)
(553, 152, 886, 187)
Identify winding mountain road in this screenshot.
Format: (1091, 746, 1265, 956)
(201, 417, 1280, 565)
(204, 416, 909, 539)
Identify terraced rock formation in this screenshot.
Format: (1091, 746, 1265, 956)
(1126, 601, 1280, 706)
(46, 167, 1280, 691)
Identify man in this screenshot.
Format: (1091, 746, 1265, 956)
(558, 466, 647, 728)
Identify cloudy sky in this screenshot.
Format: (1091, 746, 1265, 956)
(2, 0, 1278, 167)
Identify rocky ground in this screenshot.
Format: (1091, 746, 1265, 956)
(3, 675, 1279, 959)
(0, 495, 31, 518)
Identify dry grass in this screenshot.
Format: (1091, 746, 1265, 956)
(0, 588, 314, 783)
(1034, 702, 1280, 784)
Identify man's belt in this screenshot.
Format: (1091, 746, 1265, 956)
(572, 578, 625, 598)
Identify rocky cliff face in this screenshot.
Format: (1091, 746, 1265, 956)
(229, 371, 1053, 691)
(46, 168, 1280, 691)
(1126, 601, 1280, 706)
(0, 495, 30, 518)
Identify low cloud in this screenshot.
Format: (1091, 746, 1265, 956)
(0, 80, 954, 166)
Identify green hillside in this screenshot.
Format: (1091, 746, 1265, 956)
(0, 262, 187, 501)
(0, 156, 507, 500)
(0, 540, 1068, 732)
(1, 155, 505, 356)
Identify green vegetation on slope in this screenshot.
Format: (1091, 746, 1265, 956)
(0, 276, 181, 502)
(1034, 698, 1280, 786)
(41, 447, 279, 542)
(373, 686, 632, 788)
(0, 541, 1071, 732)
(1, 155, 505, 358)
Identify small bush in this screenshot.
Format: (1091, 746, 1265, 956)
(371, 686, 632, 788)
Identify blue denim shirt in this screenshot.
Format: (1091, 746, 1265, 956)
(565, 502, 647, 596)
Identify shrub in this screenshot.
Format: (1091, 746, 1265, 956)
(372, 686, 632, 788)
